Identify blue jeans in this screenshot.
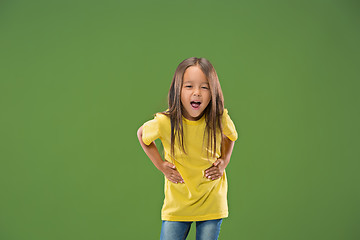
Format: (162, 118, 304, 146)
(160, 219, 223, 240)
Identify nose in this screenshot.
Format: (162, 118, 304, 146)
(193, 87, 201, 96)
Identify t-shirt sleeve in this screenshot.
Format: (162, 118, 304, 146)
(221, 108, 238, 141)
(142, 113, 161, 145)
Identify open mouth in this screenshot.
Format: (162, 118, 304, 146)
(190, 101, 201, 109)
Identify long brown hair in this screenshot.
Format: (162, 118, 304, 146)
(162, 57, 224, 159)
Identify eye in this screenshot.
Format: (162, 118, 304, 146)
(185, 85, 192, 88)
(202, 86, 209, 89)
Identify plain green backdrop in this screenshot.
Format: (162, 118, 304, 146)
(0, 0, 359, 239)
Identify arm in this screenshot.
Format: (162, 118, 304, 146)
(137, 125, 184, 184)
(204, 134, 235, 180)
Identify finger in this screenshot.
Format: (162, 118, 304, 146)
(171, 170, 184, 183)
(166, 174, 179, 183)
(170, 168, 182, 176)
(213, 159, 221, 167)
(169, 177, 184, 184)
(165, 162, 176, 169)
(168, 178, 178, 184)
(210, 174, 222, 180)
(207, 172, 223, 180)
(205, 167, 218, 174)
(204, 166, 216, 174)
(205, 169, 219, 177)
(208, 171, 222, 180)
(171, 174, 183, 183)
(173, 173, 183, 181)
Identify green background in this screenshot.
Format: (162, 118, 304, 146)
(1, 0, 359, 239)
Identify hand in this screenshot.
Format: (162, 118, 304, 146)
(204, 158, 226, 180)
(161, 161, 184, 184)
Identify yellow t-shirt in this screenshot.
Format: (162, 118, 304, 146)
(142, 108, 238, 221)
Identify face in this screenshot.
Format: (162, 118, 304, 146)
(181, 65, 211, 121)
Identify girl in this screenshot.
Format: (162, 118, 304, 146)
(137, 57, 238, 240)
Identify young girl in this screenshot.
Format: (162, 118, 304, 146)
(137, 57, 238, 240)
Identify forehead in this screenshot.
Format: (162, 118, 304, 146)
(183, 66, 208, 84)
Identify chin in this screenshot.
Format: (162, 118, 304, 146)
(191, 111, 204, 119)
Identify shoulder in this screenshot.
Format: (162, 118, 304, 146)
(220, 108, 238, 141)
(155, 111, 169, 118)
(221, 108, 230, 121)
(151, 111, 170, 126)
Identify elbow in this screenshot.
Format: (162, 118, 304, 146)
(137, 125, 151, 146)
(137, 125, 147, 146)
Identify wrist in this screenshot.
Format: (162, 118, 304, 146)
(218, 157, 229, 169)
(158, 161, 167, 173)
